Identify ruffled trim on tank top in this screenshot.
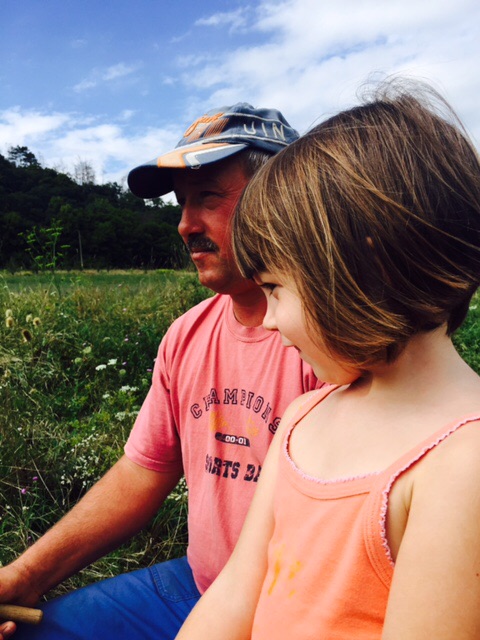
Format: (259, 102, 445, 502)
(284, 432, 382, 485)
(283, 386, 383, 486)
(282, 387, 480, 569)
(378, 414, 480, 567)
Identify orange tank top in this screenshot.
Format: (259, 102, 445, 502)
(251, 386, 480, 639)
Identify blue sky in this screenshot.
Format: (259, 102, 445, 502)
(2, 0, 480, 191)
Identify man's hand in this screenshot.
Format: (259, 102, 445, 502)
(0, 563, 41, 609)
(0, 562, 40, 637)
(0, 558, 40, 637)
(0, 457, 182, 622)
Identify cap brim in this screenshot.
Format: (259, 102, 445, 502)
(128, 141, 247, 199)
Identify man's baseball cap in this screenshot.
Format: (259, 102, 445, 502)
(127, 103, 298, 198)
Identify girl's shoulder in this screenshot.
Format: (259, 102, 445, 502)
(387, 414, 480, 564)
(281, 384, 339, 425)
(398, 409, 480, 495)
(417, 414, 480, 478)
(273, 386, 337, 444)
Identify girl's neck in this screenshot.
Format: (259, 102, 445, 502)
(351, 326, 476, 405)
(290, 326, 480, 482)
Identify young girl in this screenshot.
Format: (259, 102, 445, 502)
(176, 81, 480, 639)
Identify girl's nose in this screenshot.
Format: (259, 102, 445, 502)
(262, 303, 277, 332)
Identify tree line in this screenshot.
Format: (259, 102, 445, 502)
(0, 146, 187, 271)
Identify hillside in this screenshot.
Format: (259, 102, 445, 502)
(0, 146, 185, 270)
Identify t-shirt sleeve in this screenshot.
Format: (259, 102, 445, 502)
(124, 334, 183, 474)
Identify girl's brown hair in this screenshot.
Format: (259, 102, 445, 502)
(232, 80, 480, 368)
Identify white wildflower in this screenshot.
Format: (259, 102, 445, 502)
(120, 385, 138, 393)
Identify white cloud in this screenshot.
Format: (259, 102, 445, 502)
(73, 62, 140, 93)
(176, 53, 214, 69)
(3, 0, 479, 189)
(119, 110, 135, 121)
(0, 106, 181, 186)
(0, 107, 70, 147)
(103, 63, 138, 81)
(71, 38, 88, 49)
(195, 8, 247, 31)
(73, 78, 98, 93)
(170, 30, 192, 44)
(180, 0, 480, 143)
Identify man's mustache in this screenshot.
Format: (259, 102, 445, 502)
(186, 235, 219, 253)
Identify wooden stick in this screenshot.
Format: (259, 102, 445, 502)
(0, 604, 43, 625)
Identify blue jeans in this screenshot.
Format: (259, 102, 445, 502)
(15, 557, 201, 639)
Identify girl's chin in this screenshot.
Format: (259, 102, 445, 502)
(310, 360, 362, 386)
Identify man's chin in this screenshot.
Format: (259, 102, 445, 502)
(196, 268, 220, 289)
(196, 270, 237, 295)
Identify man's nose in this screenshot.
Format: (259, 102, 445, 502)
(178, 204, 204, 239)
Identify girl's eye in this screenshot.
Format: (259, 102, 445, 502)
(260, 283, 277, 292)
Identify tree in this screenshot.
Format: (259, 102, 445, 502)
(8, 146, 40, 169)
(73, 160, 96, 185)
(0, 149, 183, 269)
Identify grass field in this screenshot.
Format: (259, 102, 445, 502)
(0, 270, 479, 601)
(0, 269, 212, 597)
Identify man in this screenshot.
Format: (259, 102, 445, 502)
(0, 104, 319, 639)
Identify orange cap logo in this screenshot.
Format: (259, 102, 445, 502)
(183, 112, 229, 141)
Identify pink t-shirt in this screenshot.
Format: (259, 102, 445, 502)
(125, 293, 319, 593)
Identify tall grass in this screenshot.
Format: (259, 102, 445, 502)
(0, 273, 479, 600)
(0, 270, 211, 597)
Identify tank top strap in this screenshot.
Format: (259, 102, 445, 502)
(282, 384, 340, 440)
(364, 413, 480, 587)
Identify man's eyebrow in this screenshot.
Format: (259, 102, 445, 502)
(198, 179, 221, 190)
